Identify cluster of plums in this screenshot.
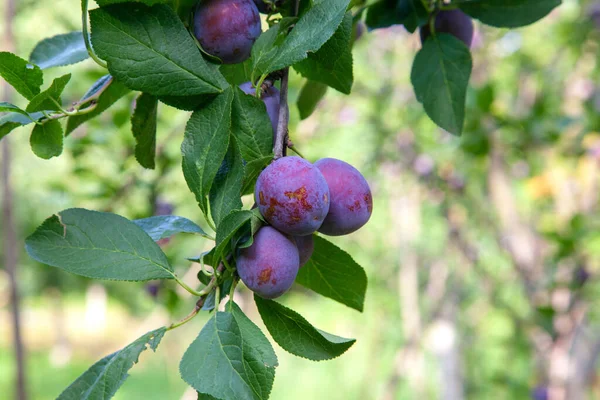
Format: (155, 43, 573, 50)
(237, 156, 373, 299)
(193, 0, 274, 64)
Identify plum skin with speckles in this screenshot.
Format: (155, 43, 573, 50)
(194, 0, 261, 64)
(255, 156, 330, 236)
(419, 10, 474, 48)
(236, 226, 299, 299)
(315, 158, 373, 236)
(294, 235, 314, 266)
(239, 81, 280, 136)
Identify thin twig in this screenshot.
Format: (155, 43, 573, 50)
(273, 65, 290, 159)
(81, 0, 108, 69)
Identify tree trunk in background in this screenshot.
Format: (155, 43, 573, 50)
(2, 0, 28, 398)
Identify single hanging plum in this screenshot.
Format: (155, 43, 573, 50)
(194, 0, 261, 64)
(255, 156, 330, 236)
(239, 81, 280, 135)
(237, 226, 299, 299)
(419, 9, 474, 48)
(294, 234, 314, 266)
(315, 158, 373, 236)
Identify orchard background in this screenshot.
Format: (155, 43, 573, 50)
(2, 0, 600, 399)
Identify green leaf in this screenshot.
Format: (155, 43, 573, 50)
(25, 208, 174, 281)
(241, 156, 273, 196)
(209, 139, 245, 226)
(0, 102, 28, 115)
(410, 34, 472, 136)
(180, 305, 276, 400)
(460, 0, 561, 28)
(96, 0, 168, 5)
(0, 111, 46, 140)
(220, 60, 253, 86)
(131, 92, 158, 169)
(254, 296, 355, 361)
(0, 52, 43, 100)
(253, 0, 350, 77)
(26, 74, 72, 113)
(57, 327, 166, 400)
(90, 4, 226, 96)
(297, 80, 328, 120)
(133, 215, 210, 241)
(30, 120, 63, 159)
(197, 392, 221, 400)
(232, 87, 273, 163)
(202, 276, 233, 311)
(294, 12, 353, 94)
(158, 94, 216, 111)
(65, 76, 131, 135)
(214, 210, 253, 261)
(29, 32, 88, 70)
(397, 0, 429, 33)
(182, 88, 233, 216)
(296, 236, 367, 312)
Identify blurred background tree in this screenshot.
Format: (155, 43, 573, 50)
(2, 0, 600, 399)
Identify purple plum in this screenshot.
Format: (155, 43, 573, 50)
(294, 235, 314, 266)
(315, 158, 373, 236)
(237, 226, 299, 299)
(419, 10, 474, 48)
(194, 0, 261, 64)
(255, 156, 330, 236)
(239, 81, 280, 136)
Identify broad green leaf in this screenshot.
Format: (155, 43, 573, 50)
(397, 0, 429, 33)
(131, 92, 158, 169)
(241, 156, 272, 196)
(410, 34, 472, 136)
(202, 276, 233, 311)
(30, 120, 63, 159)
(65, 77, 131, 135)
(158, 94, 216, 111)
(220, 60, 253, 86)
(96, 0, 168, 5)
(232, 87, 273, 162)
(0, 102, 28, 115)
(57, 327, 166, 400)
(209, 139, 245, 226)
(297, 80, 328, 120)
(26, 74, 72, 113)
(180, 306, 276, 400)
(254, 296, 355, 361)
(133, 215, 211, 241)
(460, 0, 561, 28)
(78, 74, 113, 104)
(198, 393, 221, 400)
(29, 32, 88, 69)
(253, 0, 349, 77)
(0, 52, 43, 100)
(294, 12, 353, 94)
(90, 4, 226, 96)
(214, 210, 253, 261)
(0, 111, 46, 140)
(25, 208, 174, 281)
(251, 25, 282, 78)
(182, 88, 233, 216)
(296, 235, 367, 312)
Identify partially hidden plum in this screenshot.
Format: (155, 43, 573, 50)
(419, 10, 474, 48)
(239, 81, 280, 135)
(236, 226, 299, 299)
(294, 235, 314, 266)
(315, 158, 373, 236)
(194, 0, 261, 64)
(255, 157, 330, 236)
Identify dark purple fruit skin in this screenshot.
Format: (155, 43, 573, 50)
(419, 10, 474, 48)
(237, 226, 299, 299)
(239, 81, 280, 135)
(194, 0, 261, 64)
(255, 157, 330, 236)
(315, 158, 373, 236)
(294, 235, 314, 266)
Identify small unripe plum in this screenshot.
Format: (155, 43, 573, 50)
(255, 157, 330, 236)
(294, 235, 314, 266)
(239, 81, 280, 135)
(315, 158, 373, 236)
(237, 226, 299, 299)
(419, 10, 474, 48)
(194, 0, 261, 64)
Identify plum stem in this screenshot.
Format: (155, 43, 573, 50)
(227, 278, 239, 311)
(81, 0, 108, 69)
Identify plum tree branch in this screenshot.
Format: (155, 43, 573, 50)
(273, 68, 289, 159)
